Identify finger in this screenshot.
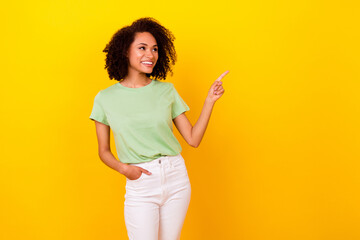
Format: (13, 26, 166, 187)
(214, 81, 222, 90)
(141, 168, 152, 175)
(215, 88, 225, 95)
(216, 70, 229, 81)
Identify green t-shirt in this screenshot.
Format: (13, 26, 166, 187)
(89, 79, 190, 164)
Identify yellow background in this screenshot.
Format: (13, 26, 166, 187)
(1, 0, 359, 239)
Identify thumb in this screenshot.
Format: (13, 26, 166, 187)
(141, 168, 152, 175)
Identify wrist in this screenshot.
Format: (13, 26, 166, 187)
(117, 162, 128, 174)
(205, 96, 216, 105)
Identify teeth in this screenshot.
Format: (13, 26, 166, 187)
(142, 62, 153, 64)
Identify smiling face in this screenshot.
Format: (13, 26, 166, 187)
(126, 32, 159, 76)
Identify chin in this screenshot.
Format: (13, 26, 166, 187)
(143, 69, 154, 74)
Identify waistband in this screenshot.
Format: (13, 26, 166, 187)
(128, 154, 182, 167)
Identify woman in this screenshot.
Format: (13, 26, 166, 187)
(89, 17, 228, 240)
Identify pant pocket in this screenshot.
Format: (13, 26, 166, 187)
(126, 172, 145, 182)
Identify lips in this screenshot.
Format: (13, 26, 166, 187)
(141, 61, 154, 67)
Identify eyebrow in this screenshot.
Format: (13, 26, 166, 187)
(137, 43, 158, 47)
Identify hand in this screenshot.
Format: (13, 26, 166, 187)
(121, 164, 152, 180)
(206, 70, 229, 103)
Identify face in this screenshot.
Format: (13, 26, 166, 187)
(126, 32, 159, 75)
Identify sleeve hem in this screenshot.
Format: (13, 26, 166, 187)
(172, 106, 190, 120)
(89, 117, 110, 126)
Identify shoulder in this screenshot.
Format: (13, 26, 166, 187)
(92, 82, 119, 102)
(153, 79, 174, 88)
(152, 79, 176, 94)
(101, 82, 119, 94)
(96, 82, 120, 96)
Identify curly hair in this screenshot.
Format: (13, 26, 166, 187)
(103, 17, 177, 81)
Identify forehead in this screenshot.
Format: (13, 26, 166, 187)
(132, 32, 157, 44)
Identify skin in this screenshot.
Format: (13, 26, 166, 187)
(120, 32, 159, 88)
(94, 31, 228, 180)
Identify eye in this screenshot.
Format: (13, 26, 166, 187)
(139, 46, 145, 50)
(153, 48, 158, 52)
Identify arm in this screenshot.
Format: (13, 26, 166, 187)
(173, 98, 215, 148)
(94, 121, 126, 173)
(173, 70, 228, 148)
(93, 121, 151, 179)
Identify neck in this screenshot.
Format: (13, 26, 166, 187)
(121, 71, 151, 88)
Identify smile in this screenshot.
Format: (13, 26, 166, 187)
(141, 61, 153, 67)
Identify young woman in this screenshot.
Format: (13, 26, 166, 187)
(89, 17, 228, 240)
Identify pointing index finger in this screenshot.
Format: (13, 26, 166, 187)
(216, 70, 229, 81)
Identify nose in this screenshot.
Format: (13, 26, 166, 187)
(145, 49, 155, 59)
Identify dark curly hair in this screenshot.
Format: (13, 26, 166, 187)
(103, 17, 177, 81)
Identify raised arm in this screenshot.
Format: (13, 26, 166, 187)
(173, 70, 229, 148)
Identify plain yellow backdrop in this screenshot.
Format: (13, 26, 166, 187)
(1, 0, 359, 239)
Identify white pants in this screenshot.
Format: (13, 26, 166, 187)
(124, 154, 191, 240)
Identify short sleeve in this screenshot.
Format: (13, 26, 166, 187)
(89, 91, 110, 126)
(171, 84, 190, 119)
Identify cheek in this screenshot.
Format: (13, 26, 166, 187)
(132, 51, 142, 60)
(129, 49, 142, 59)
